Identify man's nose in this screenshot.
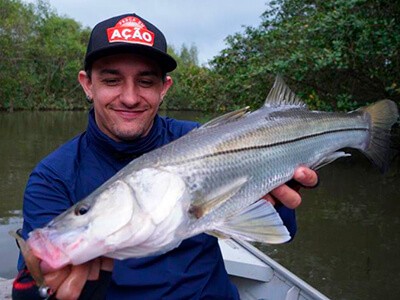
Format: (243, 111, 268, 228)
(120, 82, 140, 106)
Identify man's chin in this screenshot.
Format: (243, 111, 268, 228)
(112, 127, 147, 141)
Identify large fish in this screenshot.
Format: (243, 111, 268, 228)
(27, 77, 399, 269)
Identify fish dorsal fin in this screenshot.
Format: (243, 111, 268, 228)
(201, 106, 251, 129)
(264, 75, 307, 108)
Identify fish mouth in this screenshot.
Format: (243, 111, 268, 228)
(27, 229, 71, 270)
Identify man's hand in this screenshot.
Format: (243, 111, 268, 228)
(263, 166, 318, 209)
(41, 257, 114, 300)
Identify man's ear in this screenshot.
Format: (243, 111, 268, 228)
(78, 71, 92, 99)
(161, 76, 173, 99)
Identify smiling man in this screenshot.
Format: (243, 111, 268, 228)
(13, 13, 318, 300)
(79, 53, 173, 141)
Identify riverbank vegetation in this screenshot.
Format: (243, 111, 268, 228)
(1, 0, 399, 112)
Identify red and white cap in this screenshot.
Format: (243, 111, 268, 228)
(84, 13, 177, 72)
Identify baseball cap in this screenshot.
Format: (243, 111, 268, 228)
(84, 13, 177, 73)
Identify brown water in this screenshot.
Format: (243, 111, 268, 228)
(0, 110, 399, 299)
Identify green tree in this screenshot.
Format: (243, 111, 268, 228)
(209, 0, 400, 111)
(2, 0, 399, 112)
(165, 44, 216, 111)
(0, 0, 36, 111)
(0, 0, 90, 111)
(29, 6, 90, 109)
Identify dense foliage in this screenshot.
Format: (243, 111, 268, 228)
(0, 0, 91, 111)
(207, 0, 400, 111)
(1, 0, 399, 112)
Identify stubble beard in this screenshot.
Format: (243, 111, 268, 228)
(111, 120, 154, 142)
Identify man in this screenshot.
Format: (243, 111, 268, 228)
(13, 13, 318, 299)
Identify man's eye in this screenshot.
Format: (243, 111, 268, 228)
(138, 79, 154, 87)
(103, 78, 120, 85)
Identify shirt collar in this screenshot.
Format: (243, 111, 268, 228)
(86, 109, 164, 161)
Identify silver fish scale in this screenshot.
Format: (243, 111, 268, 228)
(129, 107, 371, 234)
(187, 129, 369, 235)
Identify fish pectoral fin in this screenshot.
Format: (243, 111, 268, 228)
(311, 151, 351, 170)
(189, 177, 248, 219)
(205, 230, 230, 239)
(210, 200, 291, 244)
(200, 106, 251, 129)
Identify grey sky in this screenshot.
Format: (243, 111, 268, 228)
(25, 0, 268, 64)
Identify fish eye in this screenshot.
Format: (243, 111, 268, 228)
(74, 204, 90, 216)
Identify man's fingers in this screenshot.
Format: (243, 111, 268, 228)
(87, 257, 114, 280)
(293, 166, 319, 188)
(43, 267, 71, 293)
(262, 167, 318, 209)
(100, 257, 114, 272)
(87, 258, 101, 281)
(262, 194, 276, 206)
(55, 264, 90, 300)
(270, 184, 301, 209)
(40, 260, 60, 274)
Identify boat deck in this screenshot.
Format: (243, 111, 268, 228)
(0, 278, 12, 299)
(1, 239, 329, 299)
(219, 239, 329, 300)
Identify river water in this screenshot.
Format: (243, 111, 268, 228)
(0, 110, 399, 299)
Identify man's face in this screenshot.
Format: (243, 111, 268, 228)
(79, 53, 172, 142)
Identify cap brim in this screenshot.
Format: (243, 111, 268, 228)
(85, 43, 177, 73)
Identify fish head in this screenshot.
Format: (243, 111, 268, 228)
(27, 168, 191, 269)
(27, 179, 137, 269)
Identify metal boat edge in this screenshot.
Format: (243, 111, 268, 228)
(220, 238, 330, 300)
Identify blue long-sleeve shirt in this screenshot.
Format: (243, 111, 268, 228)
(18, 109, 296, 299)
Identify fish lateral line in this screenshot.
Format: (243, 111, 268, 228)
(165, 126, 370, 166)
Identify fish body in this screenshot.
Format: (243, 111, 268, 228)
(27, 77, 399, 269)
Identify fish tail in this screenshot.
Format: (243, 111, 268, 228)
(360, 100, 399, 172)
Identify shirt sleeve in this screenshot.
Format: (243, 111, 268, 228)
(18, 162, 73, 270)
(275, 204, 297, 241)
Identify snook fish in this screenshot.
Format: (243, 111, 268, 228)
(27, 77, 399, 269)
